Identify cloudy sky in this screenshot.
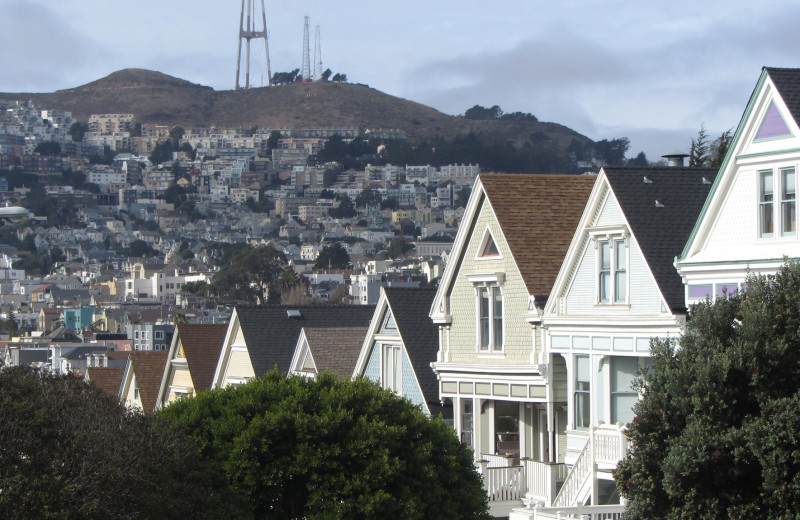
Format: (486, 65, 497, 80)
(2, 0, 799, 160)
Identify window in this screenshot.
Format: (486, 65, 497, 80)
(760, 170, 774, 237)
(478, 285, 503, 351)
(574, 355, 590, 429)
(782, 167, 796, 236)
(461, 400, 474, 447)
(598, 238, 627, 303)
(382, 344, 402, 393)
(155, 330, 164, 340)
(610, 357, 640, 425)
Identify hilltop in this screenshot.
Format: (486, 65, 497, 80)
(1, 69, 592, 155)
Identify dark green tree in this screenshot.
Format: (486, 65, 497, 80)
(313, 242, 350, 270)
(626, 151, 649, 167)
(710, 129, 733, 169)
(387, 236, 412, 259)
(267, 130, 282, 150)
(320, 68, 332, 82)
(210, 245, 287, 303)
(464, 105, 503, 120)
(69, 121, 88, 142)
(615, 261, 800, 519)
(126, 239, 158, 257)
(594, 137, 630, 166)
(159, 371, 490, 520)
(331, 72, 348, 82)
(689, 123, 710, 167)
(355, 187, 383, 208)
(34, 141, 61, 156)
(381, 197, 399, 210)
(0, 366, 246, 519)
(328, 194, 357, 218)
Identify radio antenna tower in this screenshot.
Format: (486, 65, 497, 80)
(301, 16, 311, 81)
(313, 25, 322, 80)
(235, 0, 272, 89)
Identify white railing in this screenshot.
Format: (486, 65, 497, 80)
(552, 437, 592, 508)
(523, 459, 569, 505)
(532, 504, 625, 519)
(483, 452, 518, 467)
(479, 461, 525, 502)
(593, 424, 628, 467)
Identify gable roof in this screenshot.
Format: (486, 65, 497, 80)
(128, 351, 168, 414)
(301, 326, 369, 378)
(476, 174, 597, 297)
(86, 366, 124, 396)
(235, 305, 376, 375)
(176, 323, 227, 392)
(383, 287, 441, 412)
(603, 167, 717, 312)
(765, 67, 800, 125)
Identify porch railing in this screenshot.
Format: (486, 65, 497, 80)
(480, 463, 525, 502)
(483, 452, 518, 468)
(522, 459, 569, 506)
(531, 503, 625, 519)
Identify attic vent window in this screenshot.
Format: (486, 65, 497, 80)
(655, 200, 665, 208)
(702, 176, 712, 185)
(642, 176, 653, 184)
(287, 310, 302, 318)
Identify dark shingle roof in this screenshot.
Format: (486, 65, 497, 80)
(302, 326, 369, 379)
(480, 174, 596, 298)
(86, 366, 124, 396)
(235, 305, 376, 375)
(128, 351, 168, 414)
(604, 167, 717, 313)
(176, 323, 227, 392)
(383, 287, 442, 414)
(765, 67, 800, 125)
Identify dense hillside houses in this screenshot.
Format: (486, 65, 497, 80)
(2, 66, 800, 519)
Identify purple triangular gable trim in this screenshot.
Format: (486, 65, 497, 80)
(756, 101, 792, 140)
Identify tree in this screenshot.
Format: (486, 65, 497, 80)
(355, 187, 383, 208)
(594, 137, 630, 166)
(169, 125, 185, 144)
(267, 130, 282, 150)
(381, 197, 399, 210)
(320, 68, 332, 82)
(709, 129, 733, 169)
(328, 194, 357, 218)
(464, 105, 503, 120)
(626, 151, 649, 167)
(34, 141, 61, 156)
(0, 366, 246, 519)
(159, 371, 490, 520)
(387, 236, 412, 259)
(689, 123, 710, 167)
(314, 242, 350, 270)
(331, 72, 347, 82)
(210, 245, 287, 303)
(615, 261, 800, 519)
(69, 121, 88, 142)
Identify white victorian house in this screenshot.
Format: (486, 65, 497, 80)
(677, 67, 800, 299)
(517, 166, 715, 519)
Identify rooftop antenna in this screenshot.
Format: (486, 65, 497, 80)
(235, 0, 272, 89)
(313, 24, 322, 80)
(301, 15, 311, 81)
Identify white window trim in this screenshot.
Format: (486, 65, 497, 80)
(759, 165, 798, 239)
(471, 278, 505, 354)
(381, 343, 402, 394)
(590, 229, 630, 307)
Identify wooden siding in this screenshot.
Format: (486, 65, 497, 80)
(446, 198, 532, 364)
(223, 349, 255, 382)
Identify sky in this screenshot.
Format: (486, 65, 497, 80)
(2, 0, 800, 161)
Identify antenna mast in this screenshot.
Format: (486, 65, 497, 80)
(235, 0, 272, 89)
(313, 25, 322, 80)
(301, 15, 311, 81)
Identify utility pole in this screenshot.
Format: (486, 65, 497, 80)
(235, 0, 271, 89)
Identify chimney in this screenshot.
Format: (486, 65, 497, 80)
(661, 152, 689, 167)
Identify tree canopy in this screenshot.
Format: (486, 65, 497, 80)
(615, 261, 800, 519)
(209, 244, 286, 303)
(313, 242, 350, 270)
(0, 366, 245, 519)
(159, 371, 490, 520)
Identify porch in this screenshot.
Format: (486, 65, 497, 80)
(479, 424, 628, 519)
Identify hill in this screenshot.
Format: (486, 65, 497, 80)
(1, 68, 593, 167)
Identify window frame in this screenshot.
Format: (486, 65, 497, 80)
(592, 231, 629, 305)
(381, 343, 402, 394)
(475, 283, 504, 352)
(574, 355, 591, 430)
(759, 166, 798, 239)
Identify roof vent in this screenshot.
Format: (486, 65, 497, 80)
(702, 176, 712, 185)
(286, 310, 302, 319)
(661, 152, 689, 167)
(655, 200, 665, 208)
(643, 176, 653, 184)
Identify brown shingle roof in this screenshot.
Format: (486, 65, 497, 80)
(479, 173, 596, 297)
(176, 323, 228, 392)
(129, 351, 168, 414)
(302, 326, 369, 379)
(86, 366, 124, 396)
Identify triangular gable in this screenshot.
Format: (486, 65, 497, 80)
(680, 67, 800, 262)
(755, 100, 793, 140)
(289, 328, 317, 377)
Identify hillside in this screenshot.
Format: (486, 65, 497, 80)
(1, 68, 592, 160)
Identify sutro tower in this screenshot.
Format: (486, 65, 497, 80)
(301, 16, 312, 81)
(235, 0, 271, 89)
